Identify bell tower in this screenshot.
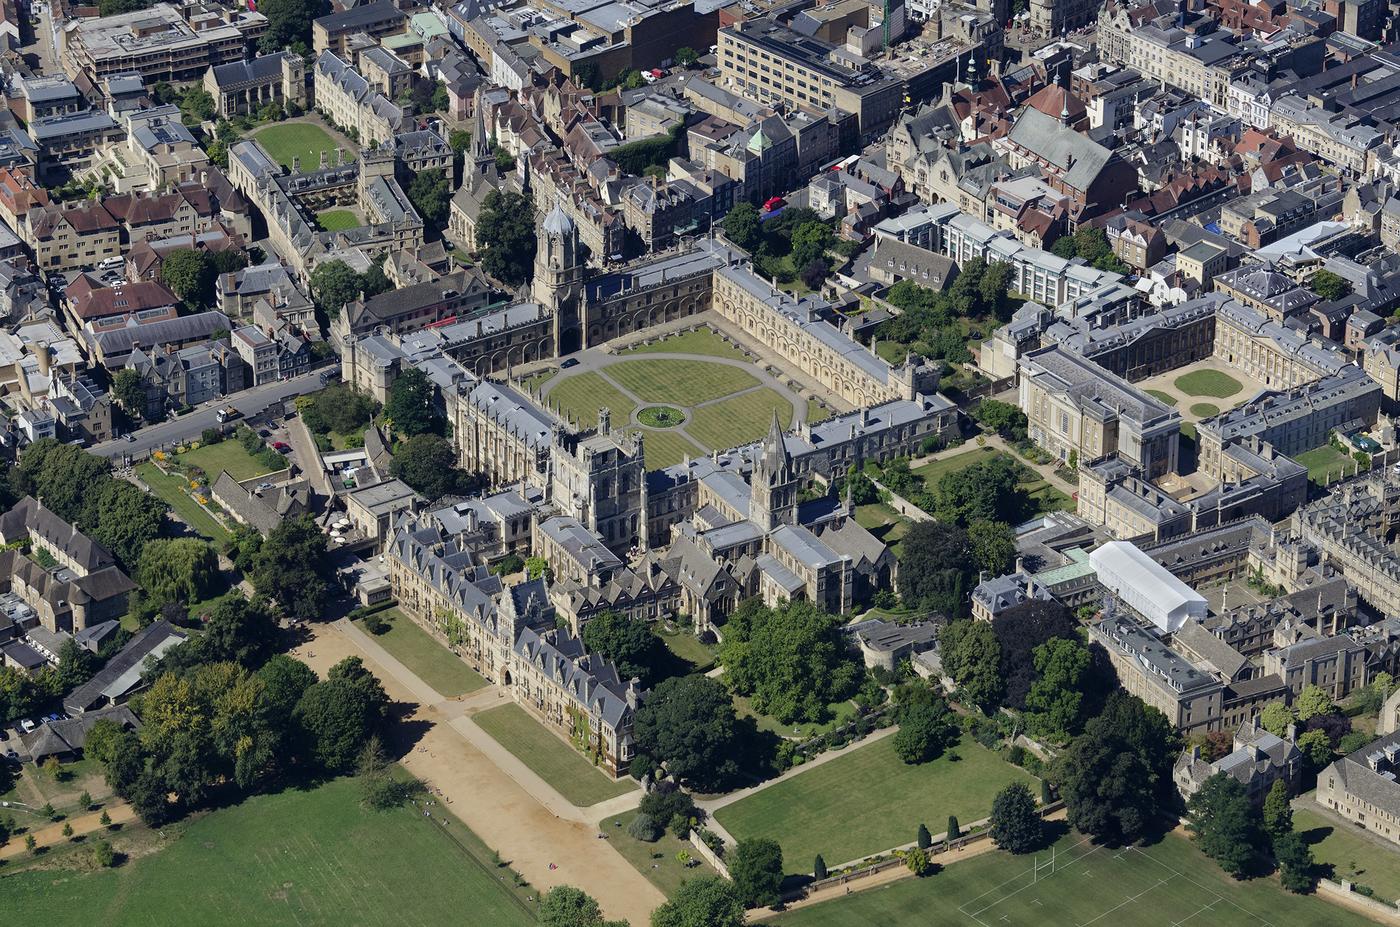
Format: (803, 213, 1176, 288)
(750, 410, 797, 530)
(535, 203, 584, 355)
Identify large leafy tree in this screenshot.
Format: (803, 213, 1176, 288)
(897, 521, 975, 618)
(990, 782, 1042, 854)
(935, 455, 1027, 527)
(892, 695, 956, 764)
(722, 202, 762, 252)
(295, 657, 389, 772)
(112, 368, 148, 419)
(789, 221, 832, 270)
(968, 519, 1016, 577)
(539, 886, 628, 927)
(632, 675, 743, 792)
(259, 0, 325, 51)
(249, 515, 329, 622)
(939, 619, 1002, 711)
(407, 169, 451, 230)
(159, 249, 215, 310)
(992, 599, 1078, 711)
(581, 610, 665, 685)
(1054, 693, 1179, 845)
(1187, 773, 1259, 878)
(137, 538, 219, 614)
(391, 434, 477, 501)
(477, 190, 536, 286)
(1025, 637, 1094, 740)
(384, 367, 441, 437)
(650, 875, 745, 927)
(309, 260, 363, 319)
(718, 599, 863, 724)
(729, 837, 784, 908)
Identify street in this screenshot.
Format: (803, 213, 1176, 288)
(89, 370, 327, 462)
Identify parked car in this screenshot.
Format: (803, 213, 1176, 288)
(18, 718, 35, 733)
(271, 441, 291, 453)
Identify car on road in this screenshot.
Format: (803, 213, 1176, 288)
(561, 358, 580, 368)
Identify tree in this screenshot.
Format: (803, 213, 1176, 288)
(1309, 270, 1352, 302)
(990, 782, 1042, 854)
(790, 221, 833, 270)
(892, 697, 956, 764)
(1295, 684, 1336, 722)
(651, 875, 745, 927)
(309, 260, 363, 319)
(582, 611, 664, 685)
(993, 599, 1078, 711)
(633, 675, 743, 792)
(477, 190, 536, 286)
(99, 0, 154, 13)
(407, 169, 451, 230)
(1297, 729, 1334, 772)
(729, 837, 783, 908)
(250, 516, 329, 622)
(800, 259, 829, 290)
(62, 821, 74, 839)
(259, 0, 324, 51)
(295, 657, 388, 772)
(974, 400, 1028, 441)
(160, 249, 216, 310)
(968, 519, 1016, 577)
(898, 521, 976, 618)
(539, 885, 622, 927)
(917, 823, 931, 849)
(947, 815, 960, 839)
(978, 261, 1017, 320)
(1188, 773, 1259, 878)
(391, 434, 477, 501)
(905, 846, 932, 875)
(939, 619, 1002, 711)
(112, 368, 148, 419)
(93, 839, 117, 867)
(192, 594, 280, 668)
(1055, 693, 1179, 845)
(56, 638, 99, 691)
(722, 203, 762, 253)
(1274, 830, 1315, 893)
(718, 600, 863, 724)
(138, 538, 219, 614)
(100, 810, 112, 828)
(1025, 637, 1094, 740)
(813, 854, 826, 879)
(1262, 779, 1292, 838)
(384, 367, 441, 437)
(449, 129, 472, 154)
(935, 455, 1027, 527)
(674, 46, 699, 67)
(1259, 701, 1295, 738)
(87, 479, 168, 571)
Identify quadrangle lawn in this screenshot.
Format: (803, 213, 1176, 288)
(353, 608, 486, 698)
(715, 735, 1036, 868)
(1295, 806, 1400, 903)
(686, 388, 793, 450)
(1145, 388, 1179, 407)
(136, 461, 232, 543)
(639, 428, 704, 469)
(910, 446, 1000, 487)
(0, 775, 536, 927)
(317, 208, 360, 232)
(1295, 445, 1359, 486)
(605, 358, 759, 405)
(774, 828, 1373, 927)
(544, 371, 636, 429)
(806, 399, 831, 423)
(1174, 368, 1243, 398)
(179, 440, 277, 482)
(622, 327, 748, 360)
(252, 122, 342, 172)
(472, 703, 636, 808)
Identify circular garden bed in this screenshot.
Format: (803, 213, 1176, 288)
(638, 405, 686, 428)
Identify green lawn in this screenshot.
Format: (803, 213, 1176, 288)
(806, 399, 831, 423)
(545, 371, 637, 430)
(1021, 479, 1075, 515)
(316, 208, 360, 232)
(1174, 369, 1244, 398)
(605, 359, 759, 405)
(136, 461, 232, 543)
(0, 775, 536, 927)
(853, 503, 909, 553)
(715, 736, 1035, 868)
(622, 327, 748, 360)
(1296, 807, 1400, 902)
(875, 340, 906, 364)
(774, 828, 1373, 927)
(522, 369, 556, 394)
(600, 810, 717, 897)
(640, 429, 705, 470)
(252, 122, 342, 172)
(1146, 389, 1179, 407)
(179, 440, 277, 482)
(910, 446, 1000, 486)
(657, 627, 716, 673)
(686, 388, 793, 450)
(353, 608, 486, 698)
(733, 693, 858, 740)
(1190, 402, 1220, 418)
(472, 703, 636, 807)
(1295, 445, 1357, 486)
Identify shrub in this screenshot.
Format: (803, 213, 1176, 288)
(628, 812, 662, 842)
(93, 839, 117, 867)
(363, 612, 389, 635)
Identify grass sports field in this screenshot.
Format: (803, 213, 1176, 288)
(0, 776, 536, 927)
(353, 608, 485, 698)
(1174, 369, 1243, 398)
(317, 209, 360, 232)
(179, 440, 276, 482)
(252, 122, 342, 172)
(472, 703, 635, 807)
(775, 829, 1372, 927)
(715, 736, 1035, 868)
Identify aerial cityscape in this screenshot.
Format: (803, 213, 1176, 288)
(3, 0, 1400, 922)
